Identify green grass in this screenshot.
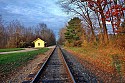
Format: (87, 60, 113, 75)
(0, 48, 49, 75)
(0, 48, 25, 52)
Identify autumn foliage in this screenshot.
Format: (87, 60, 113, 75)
(66, 46, 125, 82)
(105, 4, 125, 33)
(59, 0, 125, 82)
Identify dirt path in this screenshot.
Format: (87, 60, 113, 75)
(2, 48, 54, 83)
(0, 48, 38, 54)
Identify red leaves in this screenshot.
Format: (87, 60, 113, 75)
(105, 3, 124, 33)
(111, 4, 122, 9)
(112, 11, 118, 16)
(105, 10, 110, 18)
(87, 0, 124, 33)
(101, 17, 106, 22)
(87, 0, 108, 15)
(88, 2, 94, 7)
(106, 4, 123, 17)
(106, 10, 109, 14)
(122, 7, 125, 10)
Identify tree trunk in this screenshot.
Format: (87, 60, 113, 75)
(87, 11, 96, 42)
(101, 12, 109, 44)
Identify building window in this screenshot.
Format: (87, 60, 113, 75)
(38, 43, 40, 46)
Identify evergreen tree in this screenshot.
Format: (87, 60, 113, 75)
(65, 17, 83, 46)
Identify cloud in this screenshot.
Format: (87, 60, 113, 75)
(4, 5, 45, 16)
(2, 0, 68, 16)
(0, 0, 71, 39)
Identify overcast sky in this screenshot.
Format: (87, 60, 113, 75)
(0, 0, 72, 39)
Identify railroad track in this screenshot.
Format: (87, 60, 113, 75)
(31, 46, 75, 83)
(61, 49, 103, 83)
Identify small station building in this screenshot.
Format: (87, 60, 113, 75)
(33, 38, 45, 48)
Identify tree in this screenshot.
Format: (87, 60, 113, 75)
(65, 17, 84, 46)
(59, 0, 97, 42)
(83, 0, 112, 44)
(0, 15, 56, 48)
(58, 27, 66, 45)
(36, 23, 56, 46)
(0, 15, 6, 48)
(6, 20, 25, 48)
(105, 0, 125, 34)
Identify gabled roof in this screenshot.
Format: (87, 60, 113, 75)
(33, 38, 44, 43)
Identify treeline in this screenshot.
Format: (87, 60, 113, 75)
(58, 0, 125, 49)
(0, 16, 56, 48)
(58, 17, 86, 47)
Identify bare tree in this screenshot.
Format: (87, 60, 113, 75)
(0, 15, 56, 48)
(0, 15, 6, 48)
(39, 24, 56, 46)
(59, 0, 97, 42)
(58, 27, 66, 45)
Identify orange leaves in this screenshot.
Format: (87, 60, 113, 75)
(68, 47, 113, 72)
(66, 46, 125, 82)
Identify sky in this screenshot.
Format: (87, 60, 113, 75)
(0, 0, 71, 39)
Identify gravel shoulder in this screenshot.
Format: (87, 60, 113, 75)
(2, 48, 54, 83)
(62, 49, 102, 83)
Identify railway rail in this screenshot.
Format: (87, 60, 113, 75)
(61, 49, 103, 83)
(28, 45, 102, 83)
(31, 46, 75, 83)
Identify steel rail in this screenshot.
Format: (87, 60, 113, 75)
(59, 46, 76, 83)
(31, 45, 76, 83)
(31, 46, 57, 83)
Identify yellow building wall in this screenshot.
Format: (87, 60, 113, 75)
(34, 39, 45, 48)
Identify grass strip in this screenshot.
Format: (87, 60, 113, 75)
(0, 48, 49, 75)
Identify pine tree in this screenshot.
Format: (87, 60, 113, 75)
(65, 17, 83, 46)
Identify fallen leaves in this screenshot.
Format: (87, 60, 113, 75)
(66, 47, 125, 82)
